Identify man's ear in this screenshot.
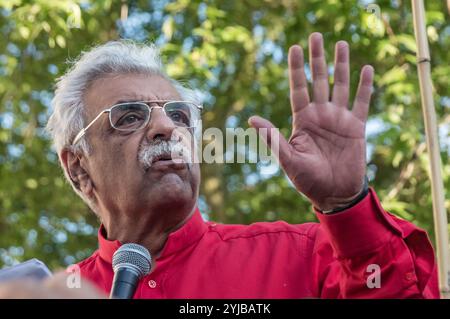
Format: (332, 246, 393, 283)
(60, 148, 94, 198)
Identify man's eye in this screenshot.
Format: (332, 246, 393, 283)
(116, 113, 143, 126)
(169, 111, 190, 126)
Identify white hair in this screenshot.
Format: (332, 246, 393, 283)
(46, 40, 203, 213)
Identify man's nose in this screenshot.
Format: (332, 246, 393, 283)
(145, 107, 176, 141)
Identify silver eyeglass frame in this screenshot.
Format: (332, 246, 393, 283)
(72, 100, 203, 145)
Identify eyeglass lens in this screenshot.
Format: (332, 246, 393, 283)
(110, 102, 197, 131)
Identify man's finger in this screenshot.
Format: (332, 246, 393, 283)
(309, 33, 329, 105)
(331, 41, 350, 108)
(288, 45, 310, 116)
(352, 65, 374, 122)
(248, 116, 291, 164)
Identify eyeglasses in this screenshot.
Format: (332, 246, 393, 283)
(72, 100, 203, 145)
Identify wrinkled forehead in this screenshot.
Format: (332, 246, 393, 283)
(83, 73, 182, 117)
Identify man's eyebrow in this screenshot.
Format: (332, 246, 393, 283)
(113, 99, 141, 105)
(111, 98, 175, 106)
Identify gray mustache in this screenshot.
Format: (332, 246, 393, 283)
(138, 140, 192, 170)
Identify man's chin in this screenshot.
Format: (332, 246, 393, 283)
(140, 172, 195, 210)
(138, 160, 198, 202)
(142, 165, 191, 193)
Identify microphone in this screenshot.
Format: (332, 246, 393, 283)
(110, 243, 152, 299)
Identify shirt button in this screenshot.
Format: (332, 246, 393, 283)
(405, 272, 415, 281)
(148, 280, 157, 288)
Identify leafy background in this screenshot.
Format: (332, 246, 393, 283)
(0, 0, 449, 270)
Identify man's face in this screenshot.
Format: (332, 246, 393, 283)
(81, 73, 200, 219)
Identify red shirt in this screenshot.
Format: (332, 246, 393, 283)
(78, 188, 439, 298)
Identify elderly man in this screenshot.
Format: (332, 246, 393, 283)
(0, 33, 439, 299)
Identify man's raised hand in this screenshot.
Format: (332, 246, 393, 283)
(249, 32, 374, 211)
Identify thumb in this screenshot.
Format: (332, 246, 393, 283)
(248, 115, 271, 129)
(248, 115, 277, 147)
(248, 115, 290, 163)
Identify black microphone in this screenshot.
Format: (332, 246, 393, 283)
(110, 243, 152, 299)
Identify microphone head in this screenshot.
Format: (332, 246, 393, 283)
(112, 243, 152, 278)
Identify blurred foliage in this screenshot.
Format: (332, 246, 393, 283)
(0, 0, 449, 269)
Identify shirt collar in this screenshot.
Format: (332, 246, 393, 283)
(97, 207, 208, 264)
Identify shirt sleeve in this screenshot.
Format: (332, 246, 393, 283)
(309, 187, 439, 298)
